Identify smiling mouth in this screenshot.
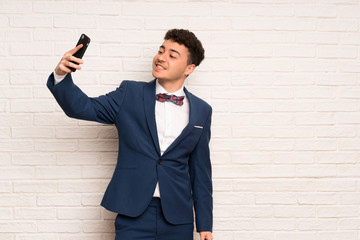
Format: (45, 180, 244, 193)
(155, 63, 166, 70)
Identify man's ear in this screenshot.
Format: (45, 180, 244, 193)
(185, 64, 196, 77)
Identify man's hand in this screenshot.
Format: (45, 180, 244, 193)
(55, 44, 84, 76)
(200, 231, 213, 240)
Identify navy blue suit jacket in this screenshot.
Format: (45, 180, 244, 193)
(47, 73, 213, 232)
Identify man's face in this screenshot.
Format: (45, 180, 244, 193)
(152, 40, 195, 84)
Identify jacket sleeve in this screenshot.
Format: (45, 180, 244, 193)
(189, 107, 213, 232)
(47, 73, 127, 124)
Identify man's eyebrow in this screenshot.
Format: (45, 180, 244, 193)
(159, 45, 181, 56)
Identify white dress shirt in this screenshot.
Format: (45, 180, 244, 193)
(53, 73, 190, 198)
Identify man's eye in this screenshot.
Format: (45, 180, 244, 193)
(158, 51, 163, 54)
(170, 55, 175, 58)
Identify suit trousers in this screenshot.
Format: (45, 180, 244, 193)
(115, 198, 194, 240)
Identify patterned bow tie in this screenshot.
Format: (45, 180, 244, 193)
(155, 93, 184, 106)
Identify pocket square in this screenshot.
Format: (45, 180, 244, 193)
(194, 125, 203, 129)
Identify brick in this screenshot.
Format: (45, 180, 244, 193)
(10, 16, 53, 28)
(0, 15, 8, 28)
(0, 57, 33, 70)
(340, 33, 360, 45)
(296, 6, 337, 17)
(274, 18, 316, 31)
(34, 113, 77, 126)
(274, 100, 315, 112)
(14, 181, 56, 193)
(58, 180, 101, 193)
(37, 221, 80, 233)
(318, 206, 359, 218)
(100, 44, 142, 57)
(54, 16, 96, 29)
(318, 19, 358, 32)
(78, 140, 118, 152)
(296, 165, 337, 177)
(231, 101, 273, 113)
(82, 220, 114, 232)
(254, 140, 294, 151)
(77, 2, 120, 15)
(215, 218, 253, 231)
(339, 87, 360, 98)
(232, 127, 272, 138)
(0, 221, 37, 233)
(0, 127, 10, 138)
(274, 206, 315, 217)
(213, 192, 254, 205)
(295, 139, 337, 151)
(296, 31, 339, 44)
(340, 193, 360, 204)
(318, 46, 357, 59)
(12, 127, 55, 139)
(11, 100, 54, 113)
(213, 179, 233, 191)
(339, 219, 360, 230)
(55, 127, 98, 139)
(35, 166, 81, 179)
(298, 219, 337, 231)
(276, 232, 317, 240)
(233, 45, 273, 58)
(0, 140, 33, 152)
(81, 194, 103, 206)
(98, 126, 118, 139)
(233, 18, 274, 30)
(339, 139, 360, 150)
(34, 140, 78, 152)
(315, 126, 356, 138)
(57, 153, 101, 165)
(317, 152, 359, 164)
(254, 219, 296, 230)
(298, 193, 337, 205)
(274, 151, 316, 164)
(122, 3, 210, 17)
(274, 45, 315, 58)
(37, 194, 81, 206)
(0, 2, 32, 14)
(317, 179, 357, 192)
(189, 18, 231, 30)
(295, 59, 337, 72)
(273, 126, 313, 138)
(318, 232, 357, 240)
(295, 113, 335, 125)
(57, 207, 101, 220)
(0, 181, 11, 193)
(0, 208, 12, 220)
(145, 18, 189, 30)
(98, 17, 143, 30)
(255, 193, 297, 205)
(81, 166, 115, 179)
(15, 208, 56, 220)
(32, 2, 76, 14)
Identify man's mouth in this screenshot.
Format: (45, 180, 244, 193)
(155, 63, 166, 70)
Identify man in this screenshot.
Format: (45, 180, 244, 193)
(47, 29, 213, 240)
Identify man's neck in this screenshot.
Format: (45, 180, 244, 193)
(157, 78, 185, 93)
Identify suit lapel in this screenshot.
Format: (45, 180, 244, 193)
(162, 87, 197, 156)
(143, 80, 161, 156)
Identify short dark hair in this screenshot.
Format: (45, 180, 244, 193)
(164, 29, 205, 66)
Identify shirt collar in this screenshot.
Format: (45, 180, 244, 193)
(155, 79, 185, 97)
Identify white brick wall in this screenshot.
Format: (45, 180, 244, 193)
(1, 0, 360, 239)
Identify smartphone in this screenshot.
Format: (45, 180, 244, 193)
(69, 33, 91, 72)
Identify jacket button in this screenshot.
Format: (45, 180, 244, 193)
(158, 159, 162, 165)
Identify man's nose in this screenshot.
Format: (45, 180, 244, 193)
(158, 53, 165, 62)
